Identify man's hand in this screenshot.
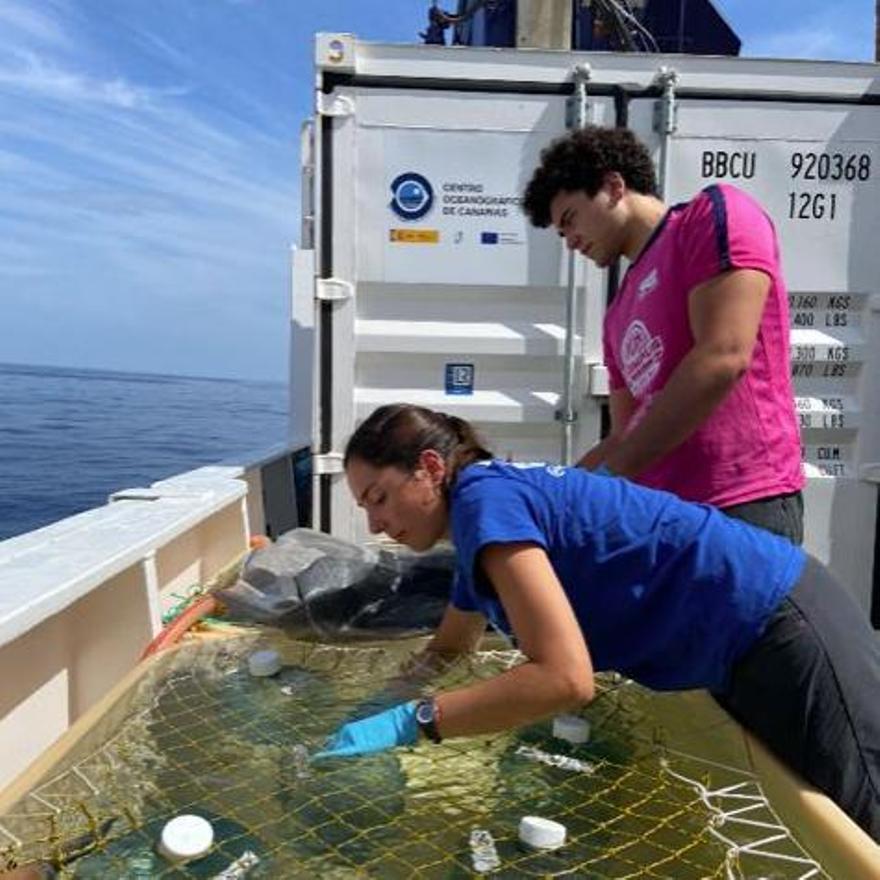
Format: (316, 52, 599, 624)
(577, 388, 635, 473)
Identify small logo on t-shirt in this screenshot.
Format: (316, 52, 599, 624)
(637, 268, 659, 300)
(621, 320, 664, 396)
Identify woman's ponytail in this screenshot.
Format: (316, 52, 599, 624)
(344, 404, 492, 489)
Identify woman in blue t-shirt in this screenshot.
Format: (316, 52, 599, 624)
(319, 403, 880, 839)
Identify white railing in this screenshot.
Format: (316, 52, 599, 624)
(0, 448, 299, 792)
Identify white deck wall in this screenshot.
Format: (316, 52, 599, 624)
(0, 467, 251, 791)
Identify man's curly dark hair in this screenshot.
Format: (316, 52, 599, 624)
(523, 126, 658, 228)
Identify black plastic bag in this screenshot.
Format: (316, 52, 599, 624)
(215, 528, 455, 637)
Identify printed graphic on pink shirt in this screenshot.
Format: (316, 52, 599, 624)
(620, 319, 665, 397)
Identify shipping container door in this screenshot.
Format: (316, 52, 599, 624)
(628, 96, 880, 620)
(317, 84, 616, 541)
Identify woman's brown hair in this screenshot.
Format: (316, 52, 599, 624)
(343, 404, 493, 489)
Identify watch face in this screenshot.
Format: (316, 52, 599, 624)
(416, 700, 434, 724)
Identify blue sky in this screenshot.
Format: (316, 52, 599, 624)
(0, 1, 875, 381)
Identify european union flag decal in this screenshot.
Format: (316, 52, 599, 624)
(480, 232, 499, 244)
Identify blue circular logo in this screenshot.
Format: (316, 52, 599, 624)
(389, 172, 434, 220)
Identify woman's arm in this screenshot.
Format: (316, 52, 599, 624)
(433, 542, 594, 739)
(315, 543, 594, 758)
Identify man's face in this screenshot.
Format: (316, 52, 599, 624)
(549, 183, 624, 268)
(346, 453, 448, 552)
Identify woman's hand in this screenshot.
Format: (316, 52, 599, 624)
(343, 607, 485, 721)
(422, 605, 487, 657)
(314, 703, 418, 758)
(399, 647, 455, 681)
(317, 548, 595, 753)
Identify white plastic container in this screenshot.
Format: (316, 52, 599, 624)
(552, 714, 591, 745)
(248, 649, 282, 677)
(158, 814, 214, 862)
(518, 815, 567, 851)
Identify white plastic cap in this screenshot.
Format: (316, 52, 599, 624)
(158, 814, 214, 862)
(248, 649, 282, 677)
(552, 714, 591, 745)
(518, 815, 567, 850)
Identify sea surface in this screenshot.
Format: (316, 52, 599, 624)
(0, 362, 288, 541)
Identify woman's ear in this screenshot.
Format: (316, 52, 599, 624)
(418, 449, 447, 489)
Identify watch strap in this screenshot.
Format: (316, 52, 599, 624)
(414, 697, 442, 744)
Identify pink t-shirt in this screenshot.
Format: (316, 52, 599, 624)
(603, 184, 804, 508)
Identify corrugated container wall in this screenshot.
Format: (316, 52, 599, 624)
(292, 34, 880, 626)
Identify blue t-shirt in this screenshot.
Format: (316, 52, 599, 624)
(449, 460, 805, 692)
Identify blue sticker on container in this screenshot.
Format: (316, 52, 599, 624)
(480, 232, 499, 244)
(389, 172, 434, 220)
(445, 363, 475, 396)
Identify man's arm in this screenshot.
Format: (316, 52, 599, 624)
(601, 268, 770, 479)
(578, 386, 637, 470)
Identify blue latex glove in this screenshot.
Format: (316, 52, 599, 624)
(314, 702, 419, 759)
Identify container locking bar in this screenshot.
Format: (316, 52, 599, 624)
(559, 63, 592, 464)
(317, 92, 355, 118)
(313, 452, 345, 475)
(316, 278, 354, 302)
(653, 66, 679, 199)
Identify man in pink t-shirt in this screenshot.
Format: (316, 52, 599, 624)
(523, 126, 804, 542)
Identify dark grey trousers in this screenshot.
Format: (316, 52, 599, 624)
(722, 490, 804, 545)
(714, 555, 880, 840)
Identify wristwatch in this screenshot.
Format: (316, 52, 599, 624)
(414, 697, 442, 744)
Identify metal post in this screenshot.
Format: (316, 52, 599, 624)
(559, 63, 591, 464)
(876, 0, 880, 61)
(517, 0, 573, 50)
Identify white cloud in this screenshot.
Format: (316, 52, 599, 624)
(0, 0, 70, 48)
(0, 11, 296, 294)
(0, 1, 386, 378)
(0, 49, 164, 108)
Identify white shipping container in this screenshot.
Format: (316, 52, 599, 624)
(292, 33, 880, 625)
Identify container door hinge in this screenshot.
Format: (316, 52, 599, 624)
(313, 452, 344, 475)
(315, 278, 354, 302)
(317, 92, 355, 118)
(565, 63, 592, 130)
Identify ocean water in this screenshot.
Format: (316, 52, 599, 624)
(0, 362, 288, 541)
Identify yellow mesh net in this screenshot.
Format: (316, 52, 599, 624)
(0, 634, 827, 879)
